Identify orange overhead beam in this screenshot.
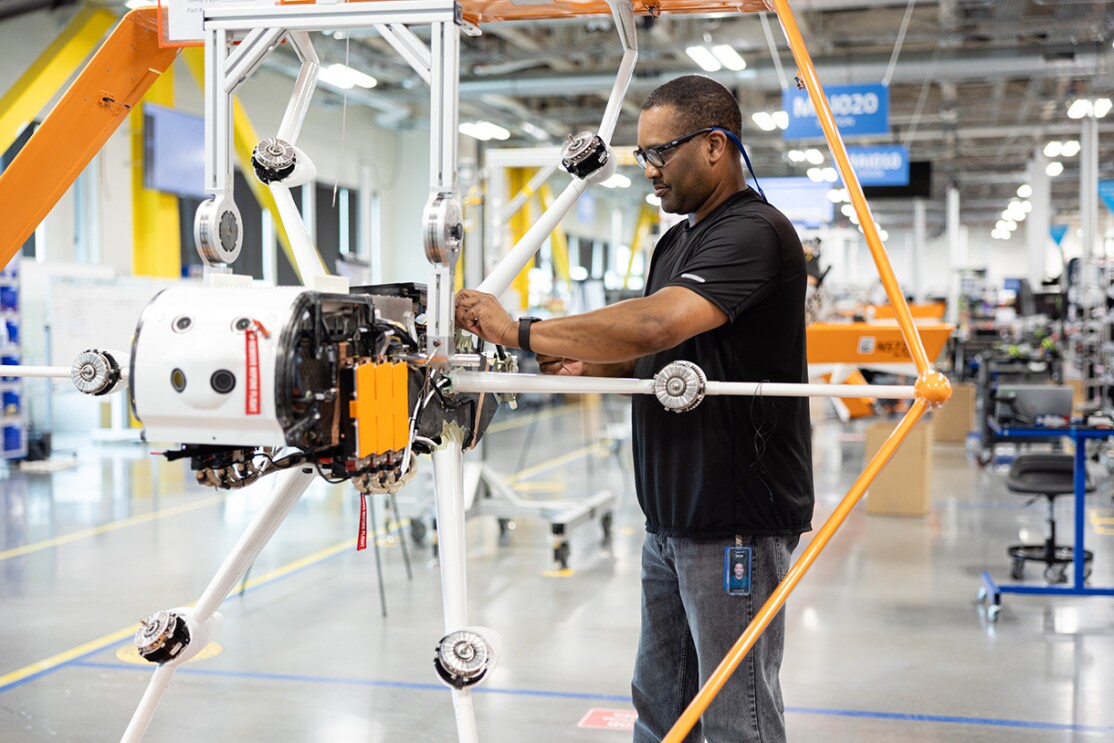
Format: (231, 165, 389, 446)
(0, 8, 180, 267)
(339, 0, 773, 25)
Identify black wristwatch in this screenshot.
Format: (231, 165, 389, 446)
(518, 316, 542, 353)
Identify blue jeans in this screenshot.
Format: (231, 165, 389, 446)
(631, 533, 799, 743)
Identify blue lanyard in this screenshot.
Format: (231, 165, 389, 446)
(712, 127, 767, 203)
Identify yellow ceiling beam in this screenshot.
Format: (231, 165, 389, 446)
(0, 7, 117, 156)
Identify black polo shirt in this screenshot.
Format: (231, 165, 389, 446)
(632, 188, 815, 538)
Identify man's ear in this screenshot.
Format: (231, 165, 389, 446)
(706, 130, 729, 164)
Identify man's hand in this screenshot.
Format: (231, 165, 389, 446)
(455, 289, 518, 347)
(537, 354, 585, 376)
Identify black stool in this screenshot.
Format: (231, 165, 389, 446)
(1006, 453, 1094, 584)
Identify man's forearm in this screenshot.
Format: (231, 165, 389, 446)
(582, 360, 636, 378)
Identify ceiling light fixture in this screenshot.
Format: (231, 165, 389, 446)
(459, 121, 510, 141)
(1017, 184, 1033, 199)
(520, 121, 551, 142)
(806, 167, 823, 183)
(1045, 161, 1064, 177)
(1061, 140, 1080, 157)
(600, 173, 632, 189)
(751, 112, 777, 132)
(319, 63, 377, 90)
(711, 45, 747, 72)
(787, 149, 806, 163)
(805, 148, 824, 165)
(772, 111, 789, 130)
(685, 46, 722, 72)
(1043, 141, 1062, 158)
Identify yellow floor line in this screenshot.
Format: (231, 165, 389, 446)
(0, 437, 613, 688)
(511, 441, 608, 482)
(0, 519, 407, 690)
(0, 403, 592, 562)
(0, 494, 227, 563)
(0, 625, 141, 689)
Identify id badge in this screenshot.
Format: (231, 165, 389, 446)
(724, 546, 752, 596)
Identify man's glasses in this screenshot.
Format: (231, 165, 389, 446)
(633, 127, 718, 170)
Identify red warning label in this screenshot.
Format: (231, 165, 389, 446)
(577, 708, 637, 731)
(245, 329, 261, 415)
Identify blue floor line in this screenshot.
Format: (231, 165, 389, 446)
(0, 535, 362, 695)
(69, 660, 1114, 735)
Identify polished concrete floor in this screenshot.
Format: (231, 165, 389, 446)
(2, 398, 1114, 742)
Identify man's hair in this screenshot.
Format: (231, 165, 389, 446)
(641, 75, 742, 139)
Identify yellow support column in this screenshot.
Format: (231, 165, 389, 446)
(623, 203, 658, 289)
(507, 167, 534, 310)
(131, 66, 181, 278)
(536, 182, 570, 287)
(0, 7, 116, 155)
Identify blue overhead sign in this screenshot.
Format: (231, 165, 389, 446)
(782, 83, 890, 139)
(1100, 180, 1114, 216)
(845, 145, 909, 186)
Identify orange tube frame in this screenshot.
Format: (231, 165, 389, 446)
(662, 2, 950, 740)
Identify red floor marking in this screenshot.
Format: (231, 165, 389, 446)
(577, 708, 638, 731)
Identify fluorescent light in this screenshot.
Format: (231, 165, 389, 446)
(1021, 200, 1032, 213)
(841, 204, 855, 217)
(1094, 98, 1112, 118)
(460, 121, 510, 141)
(996, 221, 1008, 230)
(772, 111, 789, 130)
(806, 168, 823, 183)
(521, 121, 551, 142)
(479, 121, 510, 140)
(1043, 141, 1062, 158)
(1060, 140, 1080, 157)
(877, 229, 889, 242)
(685, 46, 722, 72)
(1046, 161, 1064, 177)
(645, 193, 661, 206)
(711, 45, 746, 72)
(1068, 99, 1092, 119)
(601, 173, 631, 189)
(805, 148, 824, 165)
(787, 149, 806, 163)
(319, 63, 377, 90)
(1005, 220, 1018, 231)
(826, 189, 843, 203)
(459, 122, 491, 141)
(822, 167, 838, 183)
(751, 112, 777, 132)
(1017, 184, 1032, 198)
(124, 0, 149, 8)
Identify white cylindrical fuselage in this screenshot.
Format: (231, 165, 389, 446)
(131, 286, 307, 446)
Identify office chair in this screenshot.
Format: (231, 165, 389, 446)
(1006, 453, 1094, 584)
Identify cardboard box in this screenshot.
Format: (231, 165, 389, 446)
(931, 382, 975, 443)
(864, 420, 933, 517)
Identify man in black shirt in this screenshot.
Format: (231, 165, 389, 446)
(455, 75, 814, 742)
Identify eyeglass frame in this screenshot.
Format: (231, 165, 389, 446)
(633, 126, 744, 170)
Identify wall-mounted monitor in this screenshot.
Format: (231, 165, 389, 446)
(144, 103, 206, 199)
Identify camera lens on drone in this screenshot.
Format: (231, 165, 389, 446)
(210, 369, 236, 394)
(170, 368, 187, 392)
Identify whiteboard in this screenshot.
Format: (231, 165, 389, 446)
(48, 277, 190, 367)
